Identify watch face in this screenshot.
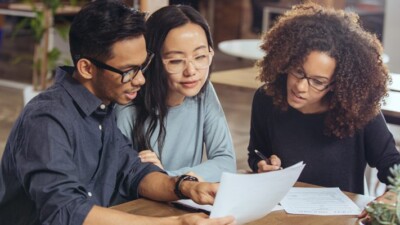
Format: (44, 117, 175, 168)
(182, 175, 199, 182)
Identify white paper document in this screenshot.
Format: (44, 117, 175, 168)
(209, 161, 305, 224)
(280, 187, 362, 215)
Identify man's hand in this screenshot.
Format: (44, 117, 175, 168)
(139, 150, 164, 169)
(180, 181, 219, 205)
(178, 213, 236, 225)
(257, 154, 281, 173)
(136, 173, 236, 224)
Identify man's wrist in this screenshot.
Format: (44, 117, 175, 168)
(174, 175, 199, 199)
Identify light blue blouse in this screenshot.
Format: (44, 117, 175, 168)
(116, 82, 236, 182)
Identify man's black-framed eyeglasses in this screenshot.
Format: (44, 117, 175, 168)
(86, 51, 154, 83)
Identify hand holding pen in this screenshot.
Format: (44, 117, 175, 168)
(254, 149, 282, 173)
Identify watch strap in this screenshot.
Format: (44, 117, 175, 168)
(174, 175, 199, 199)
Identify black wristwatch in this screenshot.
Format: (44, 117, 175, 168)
(174, 175, 199, 199)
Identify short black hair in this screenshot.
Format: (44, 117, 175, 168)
(69, 0, 146, 65)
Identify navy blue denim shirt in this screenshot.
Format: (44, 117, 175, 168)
(0, 66, 163, 225)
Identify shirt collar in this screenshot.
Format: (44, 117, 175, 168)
(56, 66, 105, 116)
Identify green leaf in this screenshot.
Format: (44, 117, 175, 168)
(55, 25, 70, 41)
(47, 48, 61, 71)
(63, 58, 72, 66)
(44, 0, 62, 14)
(11, 18, 30, 40)
(30, 12, 45, 42)
(11, 54, 33, 66)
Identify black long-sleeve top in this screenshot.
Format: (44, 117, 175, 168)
(0, 67, 163, 225)
(248, 87, 400, 194)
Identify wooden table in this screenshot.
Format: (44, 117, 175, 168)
(217, 38, 389, 64)
(218, 39, 263, 60)
(111, 182, 372, 225)
(211, 67, 262, 90)
(382, 91, 400, 125)
(390, 73, 400, 92)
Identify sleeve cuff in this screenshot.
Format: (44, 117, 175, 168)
(70, 200, 95, 225)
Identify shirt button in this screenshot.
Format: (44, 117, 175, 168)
(88, 192, 92, 197)
(99, 124, 102, 130)
(100, 104, 106, 110)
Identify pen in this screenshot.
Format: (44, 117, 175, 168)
(254, 149, 283, 170)
(254, 149, 272, 165)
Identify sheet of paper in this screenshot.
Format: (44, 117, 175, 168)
(280, 187, 362, 215)
(209, 162, 305, 224)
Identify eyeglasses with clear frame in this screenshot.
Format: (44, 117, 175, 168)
(289, 68, 335, 91)
(86, 51, 154, 83)
(162, 50, 214, 74)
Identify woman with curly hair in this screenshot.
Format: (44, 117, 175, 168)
(116, 5, 236, 182)
(247, 3, 400, 195)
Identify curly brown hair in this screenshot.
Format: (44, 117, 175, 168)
(257, 3, 389, 138)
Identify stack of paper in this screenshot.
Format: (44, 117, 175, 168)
(209, 162, 305, 224)
(173, 161, 365, 223)
(280, 187, 362, 215)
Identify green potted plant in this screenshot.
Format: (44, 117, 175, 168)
(13, 0, 82, 92)
(362, 164, 400, 225)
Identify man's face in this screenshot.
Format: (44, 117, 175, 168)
(91, 35, 147, 105)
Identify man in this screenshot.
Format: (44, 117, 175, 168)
(0, 1, 235, 225)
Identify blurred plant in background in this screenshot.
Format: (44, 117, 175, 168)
(363, 164, 400, 225)
(12, 0, 83, 91)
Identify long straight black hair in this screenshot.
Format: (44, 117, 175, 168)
(133, 5, 214, 154)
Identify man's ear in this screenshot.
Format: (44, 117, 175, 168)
(76, 58, 95, 80)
